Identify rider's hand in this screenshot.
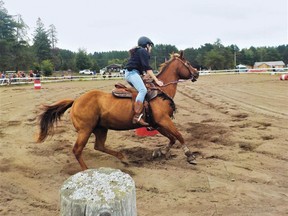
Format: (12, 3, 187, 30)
(155, 79, 164, 86)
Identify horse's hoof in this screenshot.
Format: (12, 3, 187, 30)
(187, 155, 197, 165)
(120, 157, 129, 166)
(152, 149, 162, 159)
(164, 150, 171, 159)
(121, 160, 129, 167)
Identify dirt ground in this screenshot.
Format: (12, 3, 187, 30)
(0, 74, 287, 216)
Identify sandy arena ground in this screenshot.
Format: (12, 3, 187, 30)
(0, 74, 287, 216)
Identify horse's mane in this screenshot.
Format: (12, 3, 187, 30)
(157, 53, 181, 76)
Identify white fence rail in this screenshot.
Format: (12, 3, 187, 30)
(199, 67, 288, 75)
(0, 74, 125, 86)
(1, 68, 287, 86)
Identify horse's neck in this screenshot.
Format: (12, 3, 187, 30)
(157, 62, 179, 98)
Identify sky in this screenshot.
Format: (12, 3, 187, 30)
(3, 0, 288, 53)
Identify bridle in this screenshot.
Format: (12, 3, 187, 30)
(147, 57, 198, 108)
(161, 57, 198, 87)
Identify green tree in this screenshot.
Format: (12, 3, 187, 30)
(107, 58, 125, 65)
(76, 49, 91, 70)
(152, 44, 178, 69)
(204, 50, 225, 70)
(238, 48, 253, 66)
(184, 48, 200, 68)
(222, 46, 234, 69)
(93, 52, 107, 69)
(91, 59, 100, 73)
(92, 51, 129, 69)
(194, 43, 214, 69)
(48, 24, 57, 49)
(277, 45, 288, 65)
(33, 18, 51, 63)
(0, 6, 15, 70)
(0, 1, 26, 71)
(201, 40, 226, 69)
(264, 47, 281, 61)
(0, 1, 16, 40)
(48, 24, 61, 70)
(59, 49, 76, 71)
(41, 59, 53, 76)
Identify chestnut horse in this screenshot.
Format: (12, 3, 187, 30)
(37, 51, 199, 170)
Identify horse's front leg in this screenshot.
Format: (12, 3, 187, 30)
(157, 117, 197, 165)
(152, 127, 176, 159)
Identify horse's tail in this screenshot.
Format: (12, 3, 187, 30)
(37, 99, 74, 143)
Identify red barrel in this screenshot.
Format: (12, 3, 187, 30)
(34, 79, 41, 89)
(135, 127, 159, 136)
(280, 74, 288, 80)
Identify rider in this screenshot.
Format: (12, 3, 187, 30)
(124, 36, 164, 126)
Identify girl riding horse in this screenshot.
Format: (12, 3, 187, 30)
(124, 36, 163, 126)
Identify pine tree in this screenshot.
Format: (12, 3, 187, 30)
(33, 18, 51, 63)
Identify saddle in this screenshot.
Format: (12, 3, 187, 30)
(112, 80, 162, 127)
(112, 81, 159, 101)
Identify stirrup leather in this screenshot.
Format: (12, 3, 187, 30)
(137, 113, 144, 122)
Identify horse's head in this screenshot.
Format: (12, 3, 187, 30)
(157, 51, 199, 85)
(175, 51, 199, 82)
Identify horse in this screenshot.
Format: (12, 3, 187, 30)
(37, 51, 199, 170)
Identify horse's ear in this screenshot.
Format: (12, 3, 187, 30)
(179, 50, 184, 59)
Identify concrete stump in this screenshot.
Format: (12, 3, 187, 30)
(60, 168, 136, 216)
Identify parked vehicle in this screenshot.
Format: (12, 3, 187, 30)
(79, 69, 93, 75)
(236, 64, 248, 72)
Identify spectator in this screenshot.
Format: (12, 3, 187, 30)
(0, 72, 4, 84)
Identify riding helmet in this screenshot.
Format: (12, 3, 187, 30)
(138, 36, 154, 48)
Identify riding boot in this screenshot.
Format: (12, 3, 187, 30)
(133, 101, 149, 126)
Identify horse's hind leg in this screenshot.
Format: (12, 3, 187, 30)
(73, 130, 91, 170)
(93, 127, 128, 165)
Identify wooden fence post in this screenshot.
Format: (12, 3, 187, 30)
(60, 168, 136, 216)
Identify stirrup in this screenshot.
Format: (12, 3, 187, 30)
(136, 114, 149, 126)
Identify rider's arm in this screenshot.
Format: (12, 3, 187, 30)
(147, 70, 163, 86)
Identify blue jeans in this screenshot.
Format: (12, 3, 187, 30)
(124, 69, 147, 102)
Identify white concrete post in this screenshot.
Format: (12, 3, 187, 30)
(60, 168, 136, 216)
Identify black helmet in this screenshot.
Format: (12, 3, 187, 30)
(138, 36, 154, 48)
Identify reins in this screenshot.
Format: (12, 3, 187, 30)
(161, 79, 190, 87)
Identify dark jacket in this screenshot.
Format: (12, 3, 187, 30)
(125, 47, 152, 75)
